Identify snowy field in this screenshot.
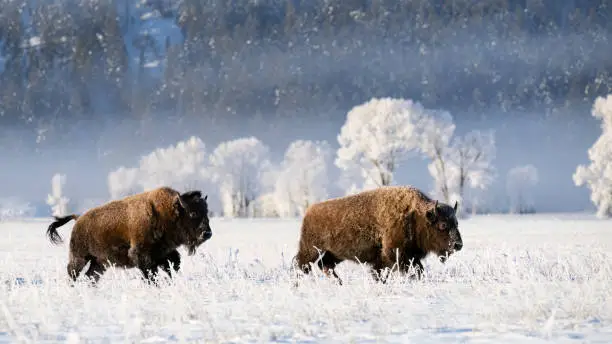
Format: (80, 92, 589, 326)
(0, 214, 611, 343)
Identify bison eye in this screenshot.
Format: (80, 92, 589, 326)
(189, 211, 197, 218)
(439, 222, 447, 231)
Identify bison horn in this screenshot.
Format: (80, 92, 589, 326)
(453, 201, 458, 212)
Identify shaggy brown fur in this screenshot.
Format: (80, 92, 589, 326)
(46, 187, 213, 284)
(293, 185, 463, 284)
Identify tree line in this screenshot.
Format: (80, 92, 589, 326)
(1, 0, 611, 144)
(100, 96, 530, 218)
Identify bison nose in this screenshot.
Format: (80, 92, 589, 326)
(453, 242, 463, 251)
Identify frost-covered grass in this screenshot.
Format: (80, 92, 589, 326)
(0, 214, 611, 343)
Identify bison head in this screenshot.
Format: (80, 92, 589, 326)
(175, 190, 213, 255)
(425, 200, 463, 262)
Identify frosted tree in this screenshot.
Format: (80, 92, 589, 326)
(209, 136, 272, 218)
(137, 136, 209, 191)
(46, 173, 69, 217)
(417, 107, 496, 215)
(336, 163, 380, 196)
(507, 164, 539, 214)
(450, 130, 497, 214)
(108, 166, 140, 199)
(107, 136, 209, 200)
(573, 94, 612, 218)
(335, 97, 433, 193)
(273, 140, 331, 217)
(416, 109, 457, 203)
(252, 192, 280, 218)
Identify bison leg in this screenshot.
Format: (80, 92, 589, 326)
(318, 252, 343, 285)
(138, 266, 157, 284)
(84, 257, 107, 283)
(67, 255, 89, 281)
(128, 243, 154, 270)
(137, 250, 181, 285)
(294, 245, 343, 285)
(158, 249, 181, 277)
(370, 262, 389, 283)
(402, 258, 424, 280)
(370, 254, 395, 283)
(374, 246, 401, 282)
(128, 244, 161, 284)
(374, 250, 425, 283)
(66, 254, 105, 284)
(371, 262, 421, 283)
(372, 245, 415, 283)
(294, 245, 319, 275)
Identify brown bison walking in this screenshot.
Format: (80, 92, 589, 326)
(46, 187, 213, 284)
(293, 186, 463, 284)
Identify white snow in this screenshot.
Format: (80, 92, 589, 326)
(0, 214, 610, 342)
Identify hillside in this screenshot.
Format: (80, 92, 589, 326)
(0, 0, 611, 139)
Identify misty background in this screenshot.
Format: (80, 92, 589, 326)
(0, 0, 610, 216)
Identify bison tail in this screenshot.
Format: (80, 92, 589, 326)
(46, 214, 79, 245)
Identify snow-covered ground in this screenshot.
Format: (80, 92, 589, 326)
(0, 214, 611, 343)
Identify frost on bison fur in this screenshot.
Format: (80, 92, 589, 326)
(294, 186, 463, 284)
(46, 187, 213, 284)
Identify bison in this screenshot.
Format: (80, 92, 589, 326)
(293, 185, 463, 284)
(46, 187, 213, 284)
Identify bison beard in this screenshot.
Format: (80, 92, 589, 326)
(45, 187, 213, 285)
(293, 186, 464, 285)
